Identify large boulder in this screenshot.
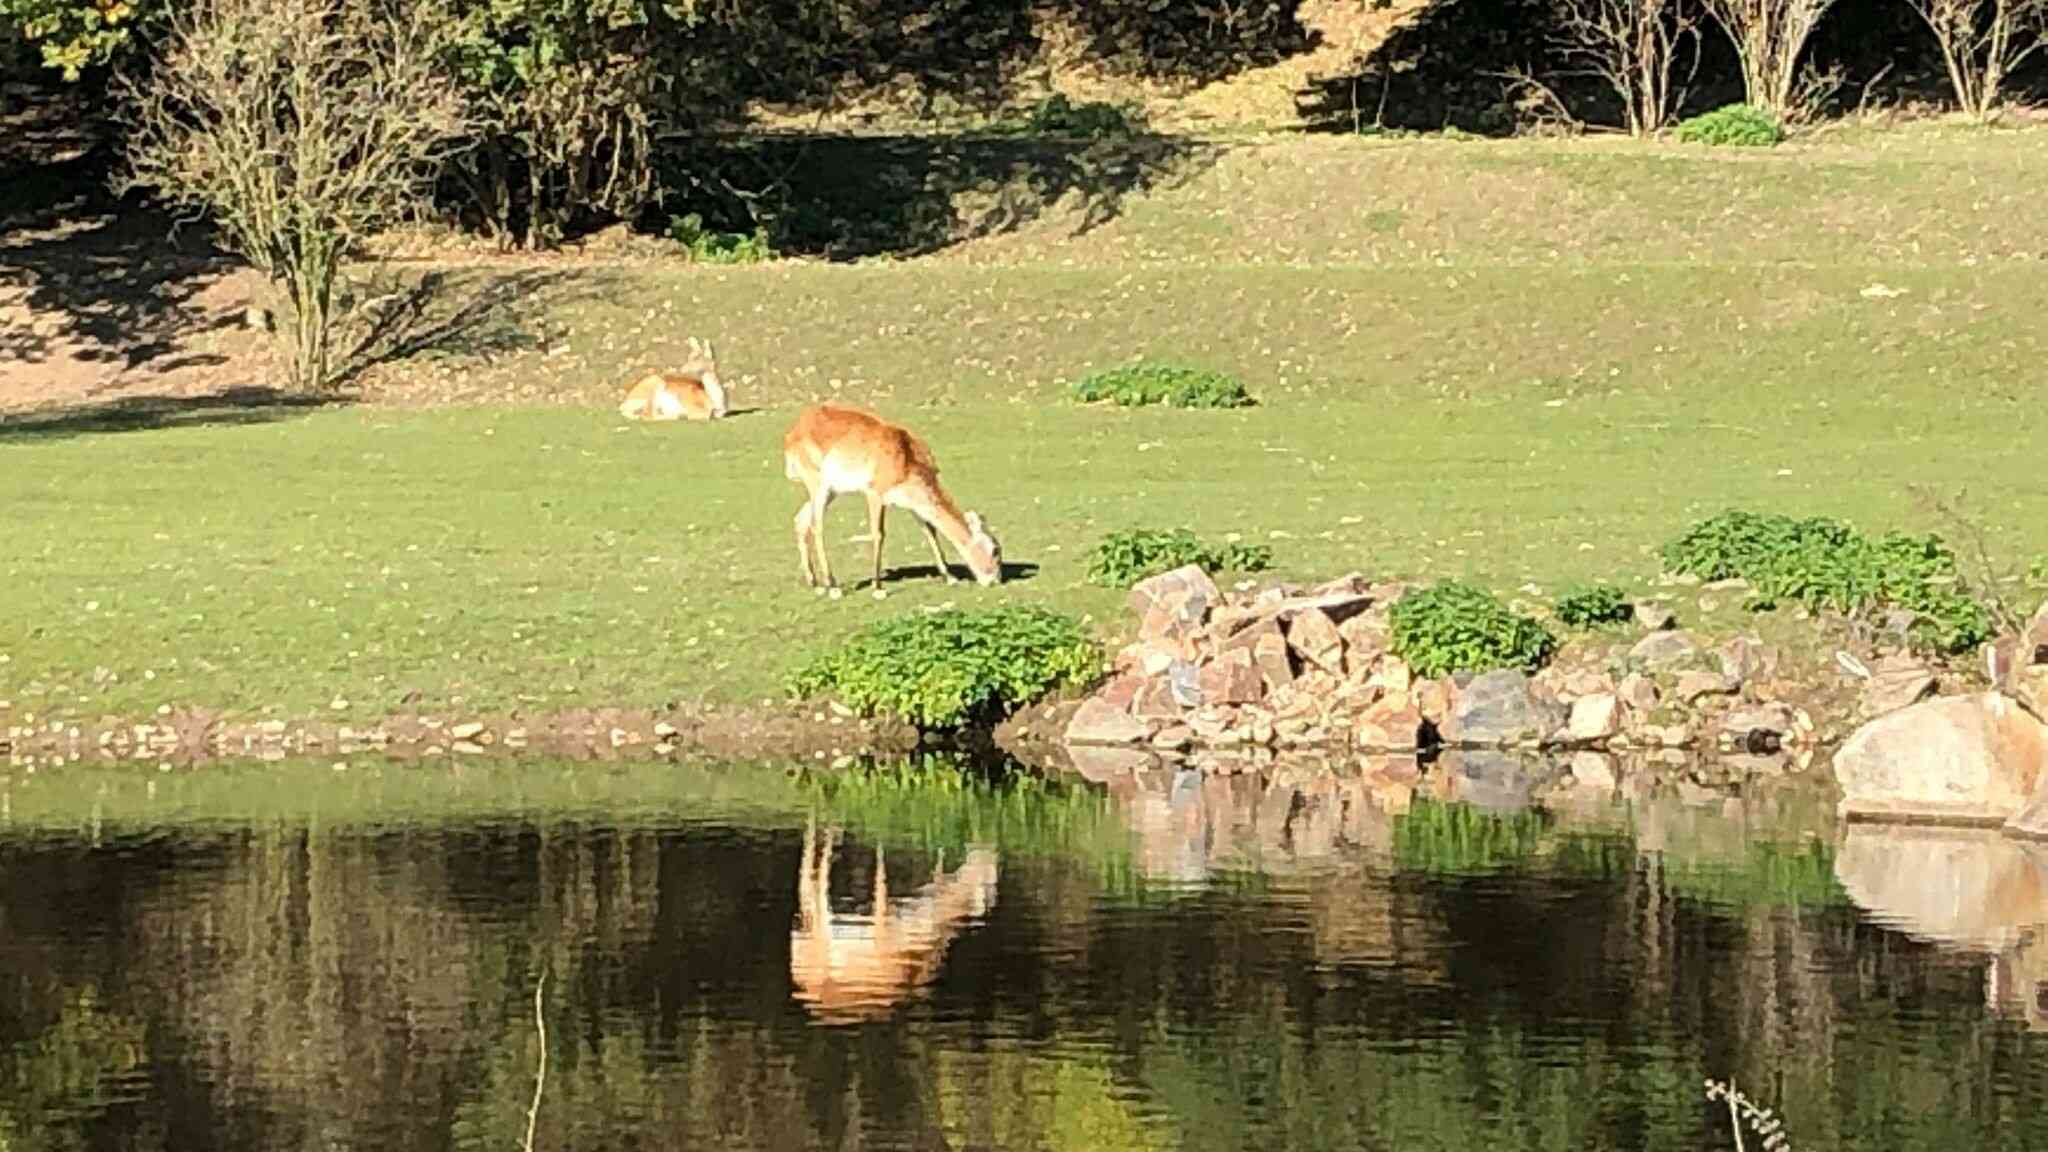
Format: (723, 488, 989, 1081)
(1440, 670, 1566, 748)
(1833, 693, 2048, 824)
(1064, 698, 1155, 747)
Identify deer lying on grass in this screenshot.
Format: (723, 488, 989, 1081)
(790, 817, 999, 1024)
(617, 336, 728, 421)
(782, 403, 1002, 589)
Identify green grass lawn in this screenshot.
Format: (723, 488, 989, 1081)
(4, 130, 2046, 722)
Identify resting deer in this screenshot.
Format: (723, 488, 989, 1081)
(790, 817, 999, 1024)
(617, 336, 728, 421)
(782, 403, 1002, 589)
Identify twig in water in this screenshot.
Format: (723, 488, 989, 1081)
(524, 971, 548, 1152)
(1705, 1077, 1796, 1152)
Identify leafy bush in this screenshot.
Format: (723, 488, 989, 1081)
(1555, 584, 1633, 629)
(1390, 581, 1558, 679)
(787, 606, 1101, 729)
(1010, 94, 1144, 138)
(1085, 528, 1273, 587)
(1660, 511, 1993, 653)
(667, 213, 776, 264)
(1674, 104, 1782, 147)
(1070, 365, 1252, 410)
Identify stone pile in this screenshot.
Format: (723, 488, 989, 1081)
(1063, 565, 1824, 756)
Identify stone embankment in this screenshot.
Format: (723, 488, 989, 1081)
(1058, 565, 1840, 760)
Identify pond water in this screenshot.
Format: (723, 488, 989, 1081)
(1, 755, 2047, 1151)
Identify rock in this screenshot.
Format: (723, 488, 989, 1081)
(1717, 636, 1777, 684)
(1198, 649, 1265, 706)
(1337, 614, 1389, 678)
(1222, 618, 1296, 692)
(1413, 677, 1455, 727)
(1440, 670, 1566, 749)
(2027, 604, 2048, 665)
(1132, 678, 1183, 720)
(1116, 640, 1182, 677)
(1567, 693, 1621, 742)
(1676, 670, 1736, 704)
(1353, 700, 1424, 751)
(1721, 703, 1795, 738)
(243, 304, 273, 332)
(1618, 673, 1660, 712)
(1833, 693, 2048, 824)
(1560, 668, 1616, 699)
(1065, 699, 1156, 746)
(1861, 653, 1938, 718)
(1629, 630, 1699, 669)
(449, 721, 486, 741)
(1096, 675, 1144, 711)
(1151, 725, 1194, 750)
(1167, 660, 1204, 708)
(1369, 657, 1413, 696)
(1286, 608, 1346, 675)
(1633, 601, 1677, 632)
(1131, 565, 1221, 644)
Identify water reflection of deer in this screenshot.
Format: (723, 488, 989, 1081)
(789, 817, 999, 1024)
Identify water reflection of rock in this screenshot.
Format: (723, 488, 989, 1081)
(1836, 825, 2048, 1030)
(790, 818, 999, 1025)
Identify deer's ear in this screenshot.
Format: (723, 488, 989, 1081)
(965, 510, 983, 532)
(686, 336, 703, 356)
(701, 340, 717, 364)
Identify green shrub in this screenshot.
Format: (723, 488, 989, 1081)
(787, 606, 1101, 729)
(1555, 584, 1633, 629)
(1390, 581, 1558, 679)
(1069, 364, 1252, 410)
(1011, 94, 1144, 138)
(1660, 511, 1993, 653)
(1674, 104, 1782, 147)
(667, 213, 776, 264)
(1085, 528, 1273, 587)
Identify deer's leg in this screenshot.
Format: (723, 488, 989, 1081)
(794, 502, 818, 587)
(918, 517, 958, 585)
(809, 490, 837, 588)
(866, 490, 887, 589)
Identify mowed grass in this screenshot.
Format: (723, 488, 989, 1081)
(3, 131, 2046, 721)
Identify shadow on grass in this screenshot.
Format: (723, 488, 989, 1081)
(0, 386, 340, 444)
(653, 131, 1225, 260)
(332, 267, 591, 386)
(878, 561, 1041, 586)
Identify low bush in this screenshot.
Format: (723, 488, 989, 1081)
(1069, 364, 1252, 409)
(1674, 104, 1782, 147)
(1660, 511, 1993, 653)
(1390, 581, 1558, 679)
(667, 213, 776, 264)
(787, 606, 1101, 729)
(1009, 94, 1144, 139)
(1554, 584, 1632, 629)
(1085, 528, 1273, 587)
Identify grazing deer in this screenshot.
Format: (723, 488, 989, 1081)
(790, 817, 999, 1024)
(617, 336, 728, 421)
(782, 403, 1002, 589)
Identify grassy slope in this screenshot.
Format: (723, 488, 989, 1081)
(3, 128, 2045, 719)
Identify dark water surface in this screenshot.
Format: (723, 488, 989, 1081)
(1, 755, 2046, 1151)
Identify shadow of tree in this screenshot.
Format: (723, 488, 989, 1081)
(0, 142, 236, 374)
(653, 131, 1222, 259)
(332, 267, 592, 385)
(1291, 0, 1983, 136)
(0, 387, 338, 444)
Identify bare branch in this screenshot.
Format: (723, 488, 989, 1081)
(119, 0, 469, 389)
(1698, 0, 1844, 118)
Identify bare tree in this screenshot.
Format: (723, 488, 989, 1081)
(1549, 0, 1702, 136)
(121, 0, 468, 389)
(1698, 0, 1842, 118)
(1905, 0, 2048, 119)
